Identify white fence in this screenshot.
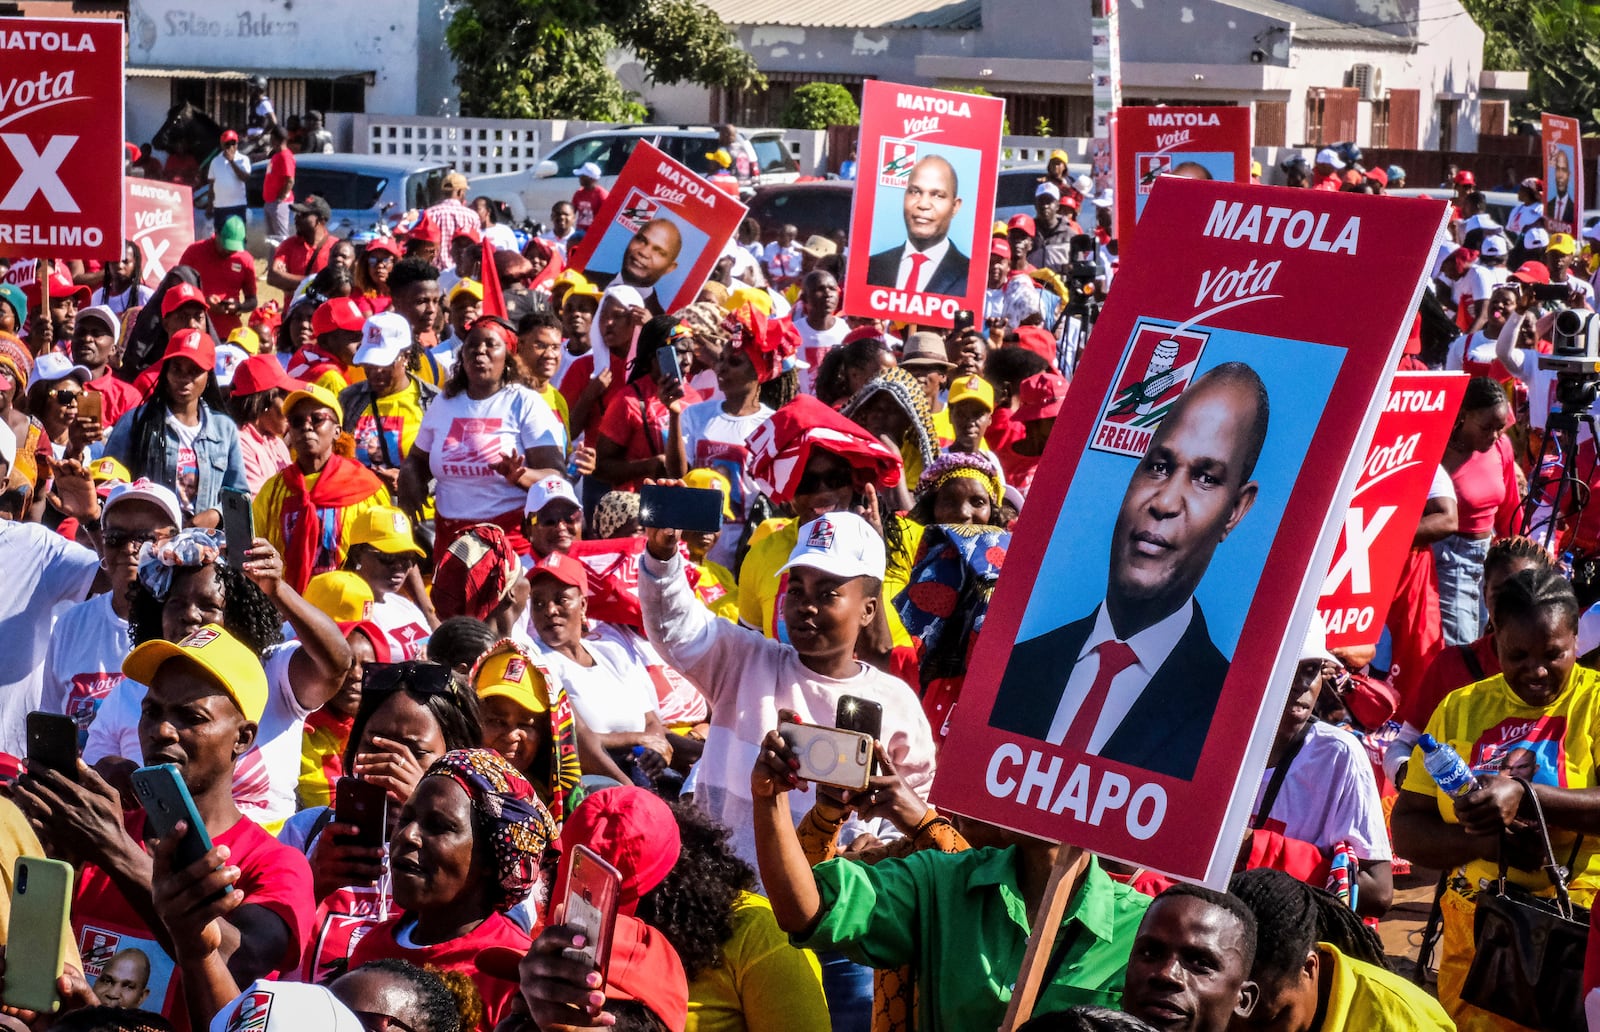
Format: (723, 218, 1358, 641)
(351, 115, 617, 175)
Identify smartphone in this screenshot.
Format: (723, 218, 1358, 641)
(655, 344, 682, 384)
(836, 695, 883, 774)
(25, 712, 78, 782)
(779, 720, 874, 792)
(4, 857, 72, 1014)
(557, 844, 622, 978)
(952, 309, 975, 335)
(130, 763, 215, 871)
(334, 776, 388, 849)
(77, 390, 103, 425)
(638, 483, 724, 533)
(219, 488, 253, 570)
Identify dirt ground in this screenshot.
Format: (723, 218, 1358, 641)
(1380, 866, 1441, 990)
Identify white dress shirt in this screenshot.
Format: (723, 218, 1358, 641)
(1045, 599, 1195, 752)
(896, 238, 950, 291)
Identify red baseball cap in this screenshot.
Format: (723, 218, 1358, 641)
(990, 237, 1012, 260)
(220, 130, 239, 144)
(1012, 325, 1059, 369)
(1058, 191, 1081, 212)
(1454, 169, 1476, 187)
(312, 297, 367, 336)
(161, 282, 209, 317)
(1007, 214, 1037, 237)
(451, 222, 482, 244)
(29, 269, 90, 311)
(553, 786, 681, 916)
(231, 354, 307, 397)
(364, 238, 402, 261)
(1014, 370, 1069, 422)
(1365, 167, 1389, 188)
(1512, 261, 1552, 285)
(160, 328, 216, 370)
(408, 214, 441, 244)
(528, 550, 588, 594)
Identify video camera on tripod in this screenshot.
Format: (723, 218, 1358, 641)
(1539, 308, 1600, 415)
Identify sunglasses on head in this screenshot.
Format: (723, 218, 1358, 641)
(363, 661, 460, 698)
(795, 467, 853, 495)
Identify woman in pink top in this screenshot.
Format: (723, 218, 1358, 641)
(227, 353, 300, 492)
(1434, 376, 1521, 646)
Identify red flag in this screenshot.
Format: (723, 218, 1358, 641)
(481, 239, 508, 320)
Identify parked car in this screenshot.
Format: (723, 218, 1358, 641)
(744, 181, 855, 245)
(994, 163, 1092, 221)
(1385, 187, 1517, 229)
(192, 153, 450, 255)
(471, 125, 799, 225)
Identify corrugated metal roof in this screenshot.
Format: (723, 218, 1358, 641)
(1209, 0, 1414, 49)
(707, 0, 980, 30)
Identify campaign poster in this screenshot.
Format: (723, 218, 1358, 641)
(79, 922, 177, 1016)
(842, 79, 1004, 328)
(932, 179, 1449, 886)
(1316, 372, 1467, 649)
(1114, 107, 1251, 265)
(0, 18, 123, 261)
(125, 178, 194, 289)
(1542, 113, 1583, 237)
(567, 140, 747, 314)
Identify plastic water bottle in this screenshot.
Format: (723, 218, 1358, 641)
(1418, 733, 1477, 798)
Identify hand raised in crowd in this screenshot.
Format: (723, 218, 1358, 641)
(853, 481, 884, 538)
(580, 367, 613, 400)
(570, 445, 597, 478)
(307, 821, 385, 902)
(240, 537, 285, 600)
(624, 305, 651, 329)
(66, 413, 103, 456)
(149, 821, 244, 965)
(515, 923, 616, 1030)
(494, 450, 529, 488)
(817, 743, 927, 834)
(42, 458, 97, 522)
(353, 735, 429, 805)
(7, 760, 131, 869)
(657, 375, 686, 415)
(641, 477, 686, 562)
(751, 710, 808, 800)
(0, 949, 98, 1032)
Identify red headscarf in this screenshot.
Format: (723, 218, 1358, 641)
(524, 237, 566, 293)
(721, 302, 797, 384)
(745, 396, 903, 503)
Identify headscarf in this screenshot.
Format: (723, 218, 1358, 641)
(431, 523, 521, 621)
(0, 332, 31, 391)
(469, 639, 582, 824)
(1003, 272, 1043, 330)
(593, 490, 641, 541)
(523, 237, 566, 294)
(279, 455, 386, 593)
(421, 749, 558, 911)
(745, 396, 903, 504)
(676, 300, 730, 351)
(917, 451, 1003, 508)
(895, 523, 1011, 686)
(588, 284, 645, 364)
(841, 366, 939, 484)
(137, 527, 222, 599)
(719, 302, 796, 384)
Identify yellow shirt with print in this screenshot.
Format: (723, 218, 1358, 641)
(1404, 664, 1600, 895)
(351, 381, 432, 518)
(254, 470, 394, 577)
(1314, 944, 1452, 1031)
(534, 383, 572, 444)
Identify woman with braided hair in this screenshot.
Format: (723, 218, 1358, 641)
(1228, 868, 1450, 1030)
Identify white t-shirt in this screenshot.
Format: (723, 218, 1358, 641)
(1452, 263, 1510, 309)
(167, 414, 202, 515)
(413, 385, 567, 519)
(0, 522, 99, 757)
(208, 152, 252, 209)
(42, 591, 129, 748)
(540, 623, 661, 735)
(763, 241, 802, 283)
(84, 642, 310, 830)
(371, 593, 431, 660)
(792, 317, 849, 396)
(1506, 202, 1544, 236)
(92, 283, 154, 315)
(1446, 330, 1501, 373)
(1250, 720, 1392, 860)
(680, 399, 772, 568)
(484, 223, 518, 251)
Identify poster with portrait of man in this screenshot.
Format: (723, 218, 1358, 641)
(1113, 106, 1251, 265)
(843, 79, 1004, 328)
(1542, 113, 1583, 237)
(932, 179, 1449, 886)
(567, 140, 747, 314)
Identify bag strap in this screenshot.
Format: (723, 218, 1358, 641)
(1412, 870, 1451, 985)
(1495, 774, 1575, 918)
(368, 389, 396, 469)
(1459, 642, 1486, 681)
(1253, 723, 1313, 831)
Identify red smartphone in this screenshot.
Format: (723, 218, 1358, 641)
(558, 844, 622, 978)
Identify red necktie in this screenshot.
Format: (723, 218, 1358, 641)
(902, 251, 929, 291)
(1062, 641, 1139, 753)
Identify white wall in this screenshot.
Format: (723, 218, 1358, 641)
(125, 78, 171, 149)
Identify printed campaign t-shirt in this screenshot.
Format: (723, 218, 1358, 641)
(1405, 664, 1600, 893)
(42, 591, 129, 748)
(1251, 720, 1392, 860)
(348, 911, 530, 1031)
(681, 399, 772, 568)
(371, 592, 431, 660)
(413, 385, 566, 519)
(167, 415, 201, 515)
(352, 382, 428, 469)
(793, 318, 849, 396)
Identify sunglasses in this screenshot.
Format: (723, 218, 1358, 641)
(363, 661, 460, 698)
(104, 528, 164, 551)
(50, 388, 82, 406)
(371, 550, 417, 568)
(287, 412, 337, 432)
(795, 468, 853, 495)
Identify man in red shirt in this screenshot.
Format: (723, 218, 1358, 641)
(262, 127, 296, 243)
(1312, 148, 1345, 191)
(572, 161, 608, 232)
(71, 304, 141, 427)
(178, 216, 257, 339)
(266, 195, 333, 294)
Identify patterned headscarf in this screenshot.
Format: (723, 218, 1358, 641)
(842, 366, 939, 480)
(593, 490, 641, 541)
(917, 451, 1004, 508)
(718, 302, 797, 384)
(676, 300, 731, 350)
(431, 524, 521, 622)
(0, 332, 31, 390)
(469, 639, 583, 825)
(137, 527, 223, 599)
(422, 748, 559, 911)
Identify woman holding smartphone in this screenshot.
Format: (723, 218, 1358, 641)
(593, 315, 692, 493)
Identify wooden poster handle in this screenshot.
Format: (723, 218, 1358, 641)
(999, 847, 1081, 1031)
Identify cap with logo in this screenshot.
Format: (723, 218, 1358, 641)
(780, 512, 886, 583)
(290, 195, 332, 221)
(161, 282, 210, 317)
(1014, 371, 1069, 422)
(312, 297, 367, 337)
(1548, 233, 1579, 256)
(448, 279, 484, 306)
(474, 646, 554, 716)
(1511, 261, 1551, 285)
(303, 571, 375, 624)
(1479, 235, 1510, 259)
(1007, 214, 1036, 237)
(89, 455, 130, 492)
(220, 129, 240, 144)
(528, 550, 589, 593)
(355, 312, 413, 367)
(31, 268, 90, 311)
(32, 352, 91, 386)
(208, 978, 364, 1032)
(990, 237, 1012, 261)
(349, 505, 426, 557)
(525, 475, 581, 516)
(105, 477, 183, 528)
(231, 354, 305, 398)
(282, 382, 345, 424)
(124, 624, 269, 723)
(947, 374, 996, 413)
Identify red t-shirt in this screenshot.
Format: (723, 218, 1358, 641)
(348, 911, 531, 1031)
(86, 373, 142, 428)
(1398, 634, 1500, 730)
(263, 148, 295, 204)
(598, 379, 672, 493)
(178, 239, 257, 338)
(572, 185, 609, 229)
(558, 349, 630, 448)
(1447, 435, 1519, 537)
(73, 811, 314, 1032)
(995, 438, 1041, 495)
(271, 234, 333, 280)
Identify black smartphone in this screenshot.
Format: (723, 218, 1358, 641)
(952, 309, 975, 335)
(334, 776, 388, 849)
(25, 712, 77, 782)
(219, 488, 253, 570)
(655, 345, 682, 384)
(836, 695, 883, 773)
(639, 483, 723, 533)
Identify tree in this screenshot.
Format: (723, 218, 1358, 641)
(780, 83, 860, 130)
(446, 0, 765, 120)
(1461, 0, 1600, 128)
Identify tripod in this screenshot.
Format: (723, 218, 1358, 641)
(1520, 406, 1599, 556)
(1054, 288, 1102, 375)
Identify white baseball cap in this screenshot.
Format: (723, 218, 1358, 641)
(1093, 191, 1115, 209)
(210, 980, 364, 1032)
(1314, 147, 1343, 168)
(1523, 226, 1551, 250)
(104, 477, 183, 530)
(32, 351, 91, 385)
(1073, 174, 1093, 196)
(1299, 614, 1338, 665)
(1462, 213, 1501, 235)
(780, 512, 886, 583)
(525, 474, 580, 516)
(578, 161, 603, 181)
(1480, 234, 1509, 258)
(75, 304, 120, 337)
(355, 311, 412, 367)
(1035, 181, 1061, 200)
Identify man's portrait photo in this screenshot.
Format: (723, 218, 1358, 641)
(866, 154, 971, 295)
(619, 217, 682, 291)
(1546, 145, 1575, 229)
(988, 361, 1270, 780)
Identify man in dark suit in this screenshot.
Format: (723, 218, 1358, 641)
(988, 362, 1269, 780)
(1546, 148, 1574, 231)
(865, 155, 970, 295)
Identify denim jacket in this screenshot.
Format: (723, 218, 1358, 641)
(104, 400, 247, 517)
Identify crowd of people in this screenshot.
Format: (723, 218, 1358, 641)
(3, 120, 1600, 1032)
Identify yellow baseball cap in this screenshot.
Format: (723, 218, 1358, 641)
(1548, 233, 1578, 256)
(123, 624, 269, 723)
(947, 375, 996, 413)
(724, 285, 771, 315)
(448, 279, 484, 306)
(350, 505, 425, 557)
(992, 220, 1009, 237)
(684, 468, 735, 520)
(282, 382, 344, 424)
(227, 326, 262, 355)
(473, 644, 552, 714)
(304, 570, 374, 623)
(89, 455, 131, 486)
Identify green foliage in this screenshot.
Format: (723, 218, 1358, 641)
(1461, 0, 1600, 128)
(780, 83, 860, 129)
(1035, 116, 1052, 137)
(446, 0, 764, 120)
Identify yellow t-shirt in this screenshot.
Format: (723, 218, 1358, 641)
(1316, 944, 1453, 1031)
(255, 468, 394, 582)
(689, 557, 740, 623)
(534, 383, 572, 443)
(932, 405, 955, 449)
(351, 381, 427, 465)
(1404, 664, 1600, 893)
(686, 891, 829, 1032)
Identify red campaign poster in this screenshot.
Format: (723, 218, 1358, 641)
(842, 79, 1004, 328)
(931, 179, 1448, 885)
(1542, 113, 1583, 237)
(1114, 106, 1251, 265)
(567, 140, 747, 314)
(124, 178, 194, 290)
(0, 19, 123, 261)
(1316, 372, 1467, 649)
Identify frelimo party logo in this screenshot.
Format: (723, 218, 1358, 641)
(1092, 321, 1210, 457)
